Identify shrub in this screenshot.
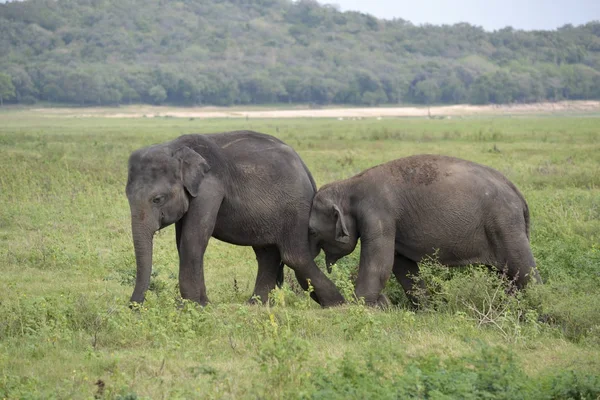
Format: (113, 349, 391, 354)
(411, 257, 544, 343)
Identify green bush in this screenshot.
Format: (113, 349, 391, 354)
(411, 258, 545, 343)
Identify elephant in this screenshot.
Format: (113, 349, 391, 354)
(125, 131, 344, 307)
(308, 154, 541, 307)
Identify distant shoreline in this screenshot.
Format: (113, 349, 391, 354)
(4, 101, 600, 119)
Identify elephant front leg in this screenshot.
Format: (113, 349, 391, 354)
(280, 248, 344, 307)
(179, 257, 209, 305)
(178, 228, 211, 305)
(290, 259, 345, 307)
(177, 196, 221, 306)
(354, 236, 396, 306)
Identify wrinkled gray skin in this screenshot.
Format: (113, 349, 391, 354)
(126, 131, 344, 307)
(309, 154, 541, 307)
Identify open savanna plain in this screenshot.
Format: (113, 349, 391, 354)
(1, 111, 599, 399)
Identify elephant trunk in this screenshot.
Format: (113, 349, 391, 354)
(130, 220, 155, 304)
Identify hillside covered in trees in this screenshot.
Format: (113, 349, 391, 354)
(1, 0, 600, 106)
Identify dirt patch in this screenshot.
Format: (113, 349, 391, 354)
(25, 101, 600, 119)
(389, 156, 441, 186)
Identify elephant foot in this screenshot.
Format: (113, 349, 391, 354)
(355, 292, 389, 308)
(376, 293, 391, 309)
(178, 296, 210, 308)
(318, 291, 345, 308)
(128, 301, 143, 312)
(247, 294, 266, 305)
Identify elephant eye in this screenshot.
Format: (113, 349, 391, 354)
(152, 195, 165, 205)
(309, 227, 317, 236)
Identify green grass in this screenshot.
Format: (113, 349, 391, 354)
(1, 113, 599, 399)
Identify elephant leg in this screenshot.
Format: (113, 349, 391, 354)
(354, 235, 396, 306)
(392, 254, 423, 308)
(293, 270, 321, 304)
(177, 194, 222, 306)
(249, 245, 282, 304)
(281, 246, 345, 307)
(502, 235, 540, 290)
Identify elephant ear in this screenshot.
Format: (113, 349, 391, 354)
(173, 146, 210, 197)
(333, 205, 350, 243)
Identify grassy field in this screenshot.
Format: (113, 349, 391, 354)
(1, 112, 599, 399)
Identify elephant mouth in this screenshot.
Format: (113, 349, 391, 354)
(158, 210, 185, 230)
(325, 254, 340, 273)
(158, 212, 168, 230)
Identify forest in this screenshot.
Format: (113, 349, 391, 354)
(1, 0, 600, 106)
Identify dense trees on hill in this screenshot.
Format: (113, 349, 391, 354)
(1, 0, 599, 106)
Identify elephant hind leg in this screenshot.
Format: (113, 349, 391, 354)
(392, 254, 425, 308)
(498, 234, 541, 290)
(250, 245, 282, 304)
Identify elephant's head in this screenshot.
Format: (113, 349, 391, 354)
(125, 145, 210, 303)
(309, 185, 358, 272)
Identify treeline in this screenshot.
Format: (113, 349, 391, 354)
(1, 0, 600, 106)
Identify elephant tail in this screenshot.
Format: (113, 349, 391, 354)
(276, 262, 285, 288)
(523, 199, 530, 241)
(506, 178, 531, 241)
(513, 185, 531, 241)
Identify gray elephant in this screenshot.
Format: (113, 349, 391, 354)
(125, 131, 344, 307)
(308, 154, 541, 307)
